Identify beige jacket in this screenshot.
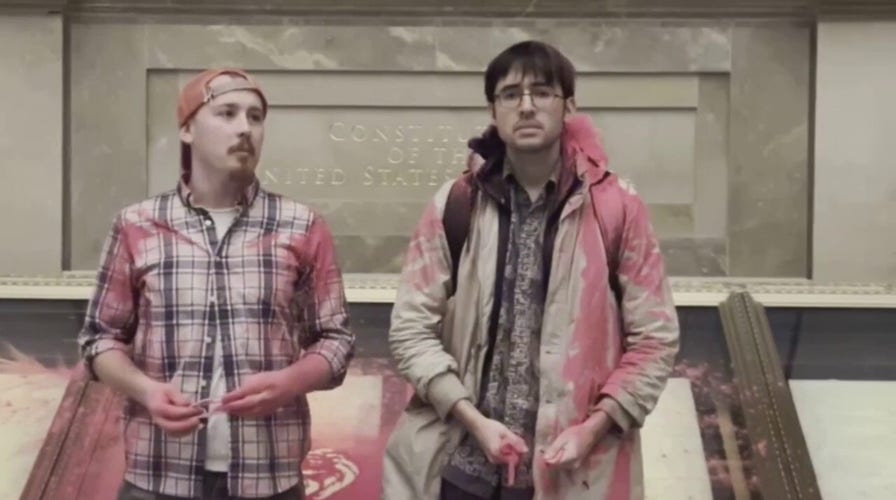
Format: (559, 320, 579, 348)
(382, 115, 680, 500)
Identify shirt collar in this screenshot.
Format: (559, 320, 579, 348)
(176, 174, 260, 211)
(501, 157, 560, 188)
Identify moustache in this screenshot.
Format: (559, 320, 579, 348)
(228, 141, 255, 156)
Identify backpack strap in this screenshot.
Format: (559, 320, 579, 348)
(443, 168, 626, 304)
(590, 172, 625, 304)
(443, 171, 476, 297)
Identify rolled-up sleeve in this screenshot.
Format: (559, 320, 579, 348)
(296, 215, 355, 388)
(77, 213, 138, 380)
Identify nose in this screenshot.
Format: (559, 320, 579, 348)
(234, 112, 251, 136)
(518, 92, 536, 114)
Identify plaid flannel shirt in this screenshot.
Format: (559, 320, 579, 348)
(77, 179, 355, 498)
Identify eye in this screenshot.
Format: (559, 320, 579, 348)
(533, 87, 553, 99)
(500, 90, 521, 101)
(218, 108, 236, 118)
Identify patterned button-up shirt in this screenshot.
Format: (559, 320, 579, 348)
(444, 170, 555, 499)
(77, 178, 354, 498)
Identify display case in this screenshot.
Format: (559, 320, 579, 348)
(1, 279, 893, 500)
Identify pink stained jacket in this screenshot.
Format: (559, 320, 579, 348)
(382, 114, 680, 500)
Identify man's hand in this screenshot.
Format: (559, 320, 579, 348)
(93, 350, 201, 436)
(221, 369, 297, 418)
(139, 381, 203, 437)
(542, 411, 613, 469)
(449, 400, 529, 485)
(471, 417, 529, 486)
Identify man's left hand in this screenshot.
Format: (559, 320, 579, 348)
(221, 369, 297, 418)
(542, 411, 613, 469)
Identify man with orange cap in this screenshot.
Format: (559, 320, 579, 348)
(78, 68, 355, 499)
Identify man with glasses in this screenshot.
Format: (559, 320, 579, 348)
(383, 41, 679, 499)
(78, 68, 355, 499)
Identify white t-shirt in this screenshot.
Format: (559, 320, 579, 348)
(203, 206, 239, 472)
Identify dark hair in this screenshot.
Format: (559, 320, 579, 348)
(181, 142, 192, 181)
(484, 40, 576, 103)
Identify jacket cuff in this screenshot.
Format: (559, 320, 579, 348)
(427, 372, 469, 421)
(595, 396, 635, 434)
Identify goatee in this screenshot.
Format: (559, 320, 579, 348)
(228, 166, 256, 186)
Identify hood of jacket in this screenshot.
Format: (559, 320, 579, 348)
(465, 113, 611, 186)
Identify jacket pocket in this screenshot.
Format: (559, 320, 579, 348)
(384, 405, 458, 499)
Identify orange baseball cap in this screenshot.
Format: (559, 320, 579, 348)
(176, 68, 268, 127)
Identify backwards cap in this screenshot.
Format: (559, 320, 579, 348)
(177, 68, 267, 127)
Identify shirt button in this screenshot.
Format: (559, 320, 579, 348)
(205, 337, 213, 344)
(204, 219, 213, 227)
(200, 380, 207, 388)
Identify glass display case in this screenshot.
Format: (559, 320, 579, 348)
(765, 304, 896, 500)
(1, 281, 893, 500)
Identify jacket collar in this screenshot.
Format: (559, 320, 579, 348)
(465, 114, 610, 204)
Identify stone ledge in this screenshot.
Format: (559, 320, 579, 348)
(1, 273, 894, 307)
(2, 1, 896, 19)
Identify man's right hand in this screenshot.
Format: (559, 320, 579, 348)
(450, 399, 529, 485)
(139, 381, 203, 437)
(468, 414, 529, 486)
(470, 417, 529, 466)
(91, 350, 203, 437)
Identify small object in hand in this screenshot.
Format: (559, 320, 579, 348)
(500, 443, 521, 486)
(192, 398, 222, 418)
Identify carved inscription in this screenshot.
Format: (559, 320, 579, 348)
(261, 121, 485, 188)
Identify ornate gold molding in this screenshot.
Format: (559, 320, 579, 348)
(719, 292, 822, 500)
(1, 273, 894, 306)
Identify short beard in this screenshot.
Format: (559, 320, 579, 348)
(227, 164, 256, 186)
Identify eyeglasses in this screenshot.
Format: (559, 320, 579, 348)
(493, 85, 565, 109)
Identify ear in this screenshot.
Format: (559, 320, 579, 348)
(179, 122, 193, 144)
(564, 96, 577, 115)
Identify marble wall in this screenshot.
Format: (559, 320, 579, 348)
(814, 22, 896, 283)
(0, 14, 818, 278)
(0, 14, 63, 275)
(67, 19, 812, 277)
